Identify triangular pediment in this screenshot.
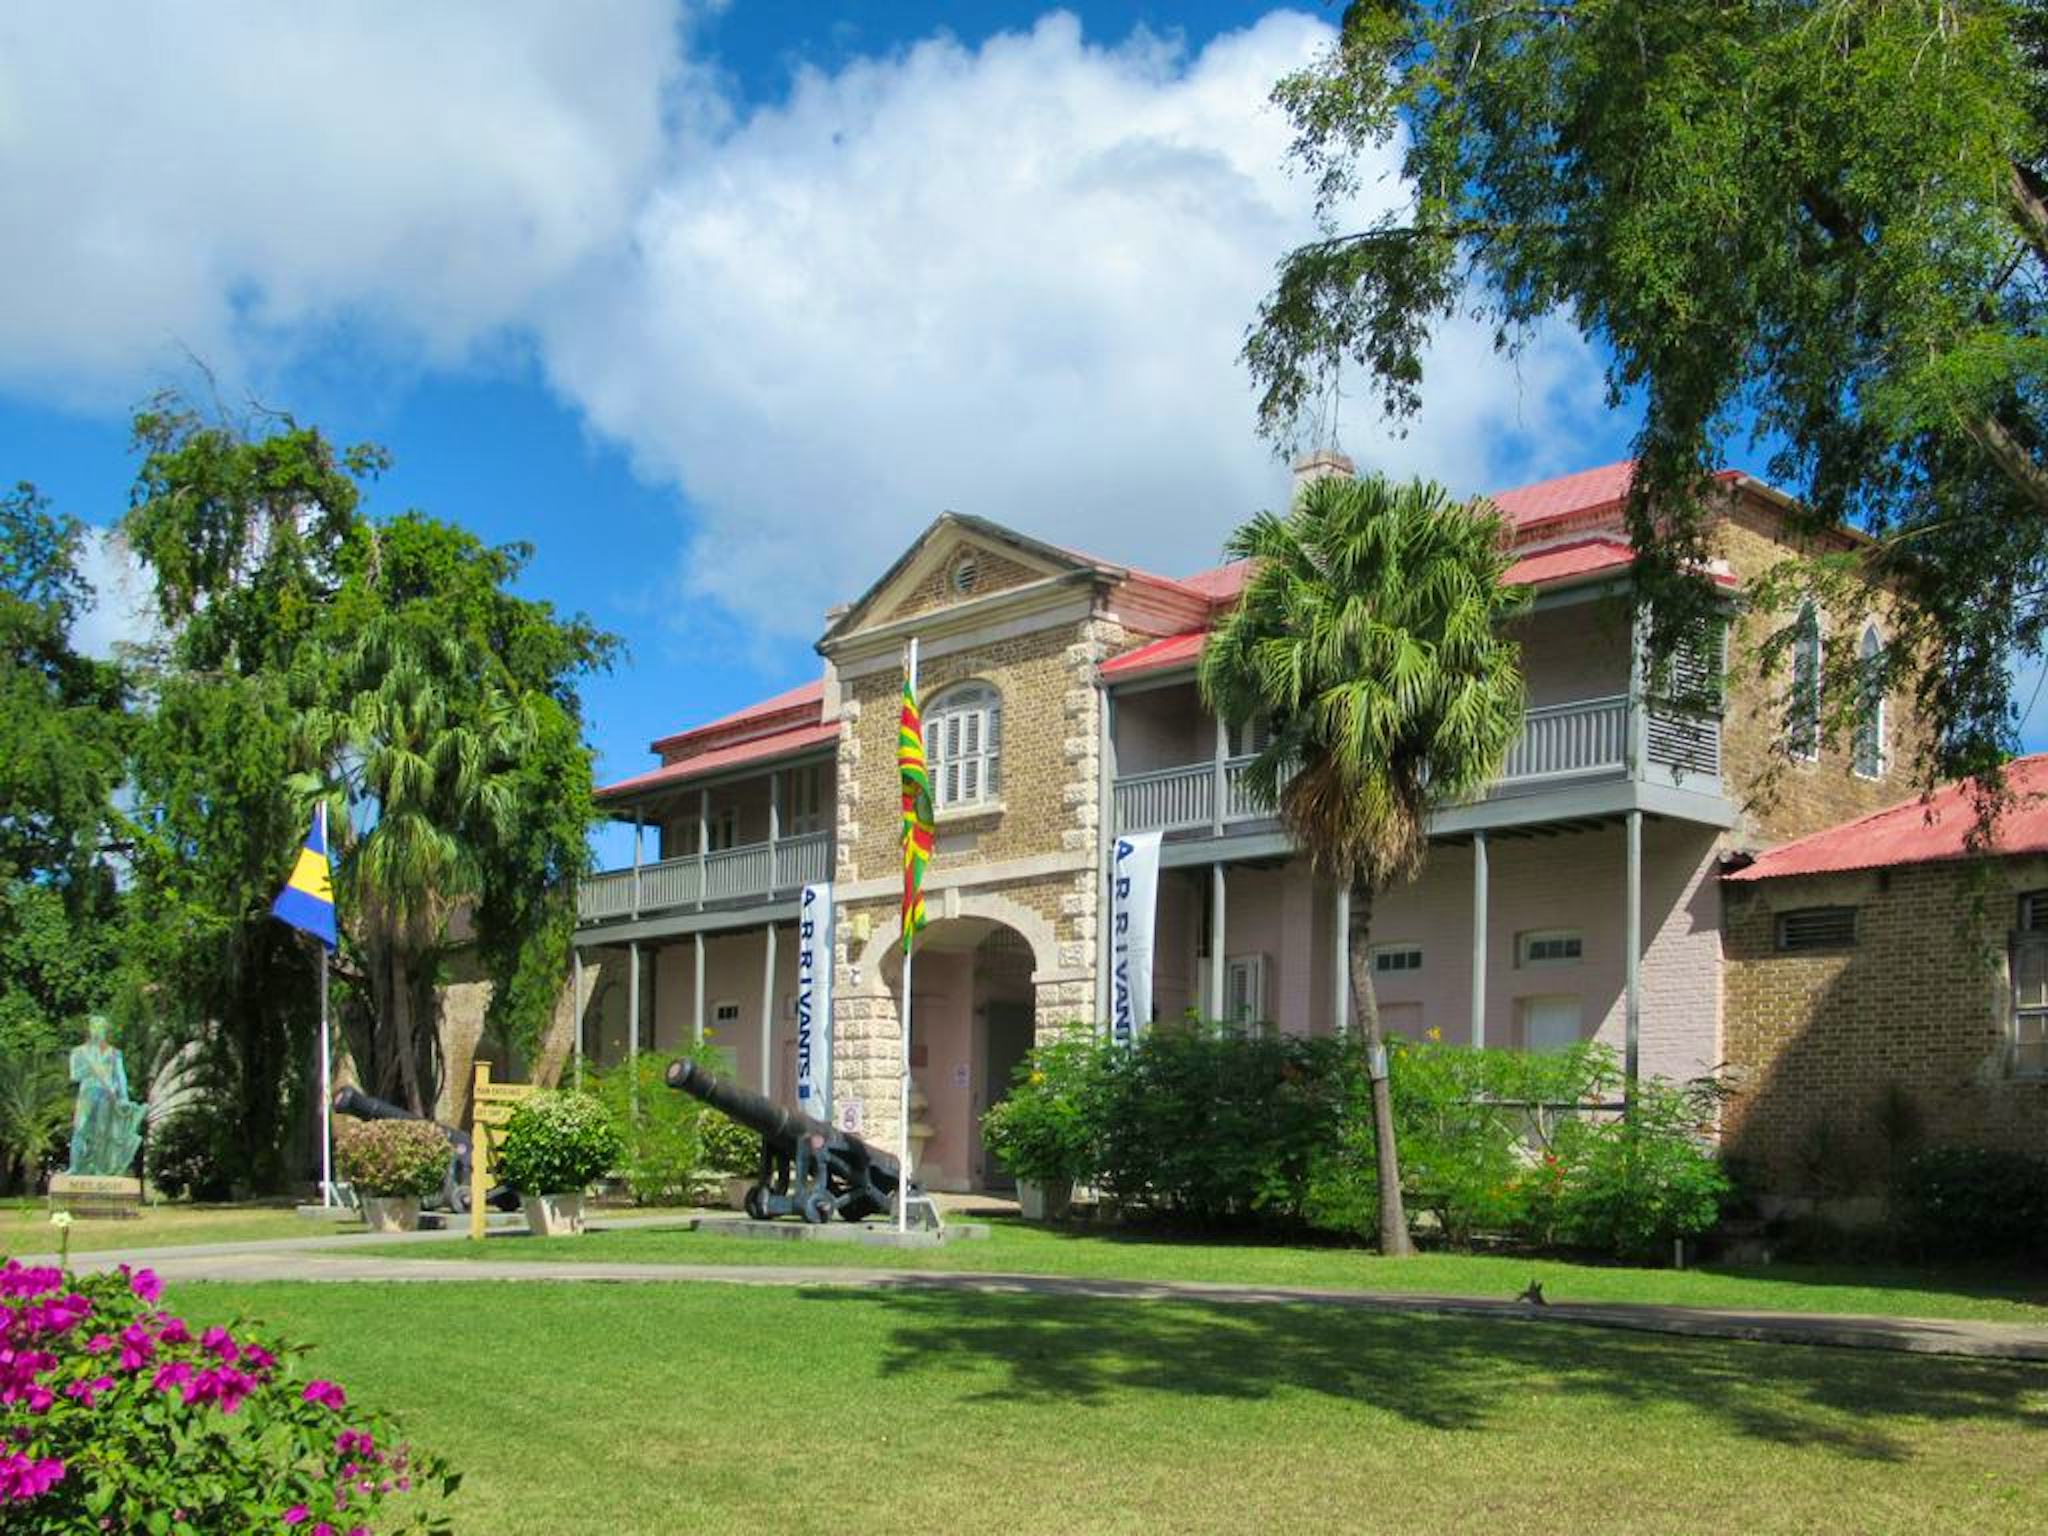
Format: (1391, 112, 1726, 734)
(822, 513, 1106, 644)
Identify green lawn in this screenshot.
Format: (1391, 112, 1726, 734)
(181, 1279, 2048, 1535)
(376, 1216, 2048, 1325)
(0, 1199, 358, 1256)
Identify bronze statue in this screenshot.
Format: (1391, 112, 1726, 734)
(68, 1015, 144, 1178)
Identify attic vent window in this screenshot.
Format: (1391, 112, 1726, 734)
(1776, 907, 1857, 953)
(951, 554, 979, 594)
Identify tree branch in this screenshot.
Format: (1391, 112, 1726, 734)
(1960, 408, 2048, 517)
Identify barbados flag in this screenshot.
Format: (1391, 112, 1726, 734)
(272, 804, 337, 950)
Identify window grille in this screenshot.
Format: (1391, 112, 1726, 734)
(2013, 935, 2048, 1078)
(1852, 624, 1886, 779)
(1788, 603, 1822, 761)
(1775, 907, 1857, 952)
(1373, 945, 1423, 976)
(1224, 955, 1268, 1025)
(1517, 930, 1584, 966)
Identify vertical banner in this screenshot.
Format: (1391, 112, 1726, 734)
(1108, 831, 1163, 1047)
(795, 882, 835, 1120)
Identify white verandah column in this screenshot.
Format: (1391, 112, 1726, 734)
(1208, 863, 1227, 1020)
(1470, 830, 1489, 1048)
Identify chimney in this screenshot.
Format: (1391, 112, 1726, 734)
(1291, 447, 1356, 499)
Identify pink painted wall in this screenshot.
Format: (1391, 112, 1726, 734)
(1511, 598, 1632, 709)
(903, 949, 976, 1192)
(1114, 682, 1208, 774)
(1145, 821, 1723, 1082)
(577, 927, 802, 1096)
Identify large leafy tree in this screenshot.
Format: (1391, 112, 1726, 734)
(125, 400, 612, 1177)
(0, 485, 130, 1186)
(1249, 1, 2048, 782)
(122, 403, 377, 1183)
(1199, 472, 1527, 1255)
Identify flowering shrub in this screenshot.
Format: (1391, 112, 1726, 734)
(979, 1036, 1107, 1188)
(335, 1119, 453, 1200)
(0, 1258, 457, 1533)
(494, 1092, 622, 1196)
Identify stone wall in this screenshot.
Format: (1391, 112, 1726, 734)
(824, 603, 1121, 1152)
(1714, 499, 1930, 847)
(885, 540, 1048, 623)
(1721, 857, 2048, 1192)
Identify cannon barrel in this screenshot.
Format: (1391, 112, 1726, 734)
(332, 1086, 425, 1125)
(665, 1057, 912, 1223)
(664, 1057, 840, 1156)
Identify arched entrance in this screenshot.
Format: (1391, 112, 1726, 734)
(878, 918, 1039, 1193)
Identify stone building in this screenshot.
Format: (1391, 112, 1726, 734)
(1721, 758, 2048, 1193)
(568, 456, 1931, 1194)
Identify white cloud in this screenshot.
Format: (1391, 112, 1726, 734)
(0, 5, 1612, 644)
(0, 0, 683, 402)
(540, 11, 1609, 636)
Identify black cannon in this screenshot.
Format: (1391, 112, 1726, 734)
(330, 1087, 520, 1213)
(665, 1058, 917, 1225)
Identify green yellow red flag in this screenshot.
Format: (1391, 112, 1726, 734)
(898, 672, 935, 952)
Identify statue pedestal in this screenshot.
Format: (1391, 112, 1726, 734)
(49, 1174, 143, 1220)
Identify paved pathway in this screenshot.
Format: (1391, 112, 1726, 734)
(33, 1232, 2048, 1363)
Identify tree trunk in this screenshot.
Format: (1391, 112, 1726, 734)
(1347, 880, 1413, 1256)
(391, 950, 425, 1117)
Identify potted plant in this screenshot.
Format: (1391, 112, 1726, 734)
(980, 1039, 1101, 1220)
(494, 1091, 624, 1236)
(334, 1118, 452, 1233)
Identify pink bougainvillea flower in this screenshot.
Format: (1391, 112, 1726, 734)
(282, 1503, 311, 1525)
(201, 1326, 240, 1363)
(0, 1450, 66, 1502)
(0, 1262, 64, 1300)
(302, 1380, 347, 1411)
(156, 1317, 192, 1346)
(83, 1332, 113, 1355)
(122, 1267, 164, 1304)
(152, 1360, 196, 1395)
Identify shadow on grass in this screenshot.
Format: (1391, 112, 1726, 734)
(985, 1214, 2048, 1314)
(799, 1286, 2048, 1462)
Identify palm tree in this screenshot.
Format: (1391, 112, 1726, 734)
(304, 617, 536, 1113)
(1199, 471, 1527, 1255)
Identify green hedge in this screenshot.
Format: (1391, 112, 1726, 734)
(984, 1025, 1732, 1259)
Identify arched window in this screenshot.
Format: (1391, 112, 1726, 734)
(1853, 623, 1886, 779)
(1788, 602, 1822, 761)
(924, 682, 1001, 811)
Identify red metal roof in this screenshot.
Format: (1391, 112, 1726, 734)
(1488, 461, 1743, 533)
(649, 678, 824, 755)
(598, 719, 840, 802)
(1100, 629, 1207, 680)
(1100, 537, 1703, 682)
(1726, 756, 2048, 881)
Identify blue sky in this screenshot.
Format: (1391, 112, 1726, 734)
(2, 3, 2021, 865)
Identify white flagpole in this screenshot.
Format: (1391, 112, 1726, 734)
(317, 803, 334, 1208)
(898, 636, 919, 1234)
(318, 942, 332, 1206)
